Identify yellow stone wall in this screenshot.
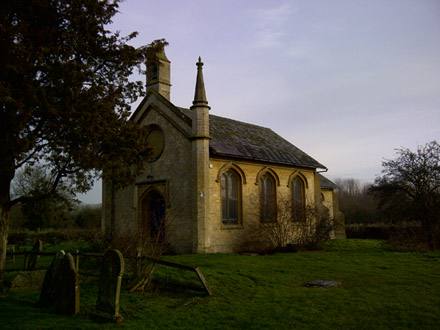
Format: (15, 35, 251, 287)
(321, 189, 335, 238)
(321, 189, 334, 220)
(205, 158, 318, 253)
(103, 103, 195, 253)
(103, 94, 340, 254)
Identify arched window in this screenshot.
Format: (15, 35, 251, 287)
(292, 176, 306, 222)
(260, 173, 277, 222)
(221, 169, 241, 224)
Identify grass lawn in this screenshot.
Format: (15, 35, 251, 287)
(1, 239, 439, 329)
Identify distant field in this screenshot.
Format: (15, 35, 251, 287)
(1, 239, 439, 329)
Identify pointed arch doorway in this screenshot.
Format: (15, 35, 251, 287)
(141, 189, 166, 243)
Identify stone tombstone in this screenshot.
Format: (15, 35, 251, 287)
(96, 249, 124, 323)
(39, 251, 66, 307)
(26, 239, 43, 270)
(304, 279, 341, 288)
(55, 253, 80, 315)
(10, 270, 46, 289)
(38, 251, 80, 315)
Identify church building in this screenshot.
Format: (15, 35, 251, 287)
(102, 41, 344, 254)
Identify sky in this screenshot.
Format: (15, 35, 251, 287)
(78, 0, 440, 204)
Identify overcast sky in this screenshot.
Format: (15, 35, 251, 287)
(78, 0, 440, 204)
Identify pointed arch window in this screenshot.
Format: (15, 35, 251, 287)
(292, 176, 306, 222)
(260, 173, 277, 222)
(221, 169, 241, 224)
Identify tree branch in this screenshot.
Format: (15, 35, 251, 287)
(14, 142, 47, 169)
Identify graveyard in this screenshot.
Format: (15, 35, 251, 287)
(0, 239, 439, 329)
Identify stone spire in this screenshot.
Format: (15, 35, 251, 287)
(192, 57, 209, 108)
(190, 56, 210, 137)
(190, 56, 210, 253)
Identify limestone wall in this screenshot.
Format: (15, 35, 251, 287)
(102, 92, 338, 253)
(321, 189, 334, 220)
(205, 158, 318, 253)
(104, 104, 194, 253)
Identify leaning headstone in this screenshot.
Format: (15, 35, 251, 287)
(39, 251, 65, 307)
(25, 239, 43, 270)
(38, 251, 80, 315)
(55, 253, 80, 315)
(95, 249, 124, 323)
(10, 270, 46, 289)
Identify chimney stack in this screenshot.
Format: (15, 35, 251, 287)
(146, 39, 171, 100)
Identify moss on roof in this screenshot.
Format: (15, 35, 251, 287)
(178, 107, 325, 169)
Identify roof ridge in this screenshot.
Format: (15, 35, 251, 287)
(209, 114, 272, 130)
(172, 106, 326, 170)
(176, 107, 272, 130)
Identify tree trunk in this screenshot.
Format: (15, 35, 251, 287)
(0, 204, 10, 282)
(420, 198, 435, 250)
(422, 217, 434, 250)
(0, 158, 14, 283)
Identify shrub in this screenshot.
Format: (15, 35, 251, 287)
(346, 223, 391, 239)
(386, 226, 431, 251)
(8, 228, 102, 246)
(345, 223, 432, 251)
(245, 197, 333, 254)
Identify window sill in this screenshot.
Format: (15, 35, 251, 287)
(260, 220, 277, 224)
(221, 222, 244, 230)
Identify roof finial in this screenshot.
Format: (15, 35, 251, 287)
(192, 56, 209, 107)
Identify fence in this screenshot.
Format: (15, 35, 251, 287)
(5, 246, 211, 295)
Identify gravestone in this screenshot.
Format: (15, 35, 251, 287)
(96, 249, 124, 323)
(10, 270, 46, 289)
(304, 279, 341, 288)
(55, 253, 80, 314)
(39, 251, 65, 307)
(39, 251, 80, 315)
(25, 239, 43, 270)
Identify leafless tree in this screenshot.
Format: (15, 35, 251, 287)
(370, 141, 440, 249)
(335, 178, 379, 224)
(128, 213, 172, 292)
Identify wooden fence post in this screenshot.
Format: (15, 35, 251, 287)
(75, 250, 80, 271)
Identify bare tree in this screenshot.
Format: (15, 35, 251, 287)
(335, 178, 362, 197)
(126, 215, 172, 292)
(12, 166, 77, 230)
(370, 141, 440, 249)
(335, 178, 379, 224)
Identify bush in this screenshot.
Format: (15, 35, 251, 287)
(386, 226, 431, 251)
(346, 223, 391, 239)
(345, 222, 429, 250)
(369, 141, 440, 250)
(8, 228, 102, 246)
(244, 200, 333, 254)
(72, 204, 101, 229)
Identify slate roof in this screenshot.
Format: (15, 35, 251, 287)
(178, 107, 325, 169)
(319, 174, 338, 190)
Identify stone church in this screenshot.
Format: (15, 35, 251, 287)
(102, 41, 344, 253)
